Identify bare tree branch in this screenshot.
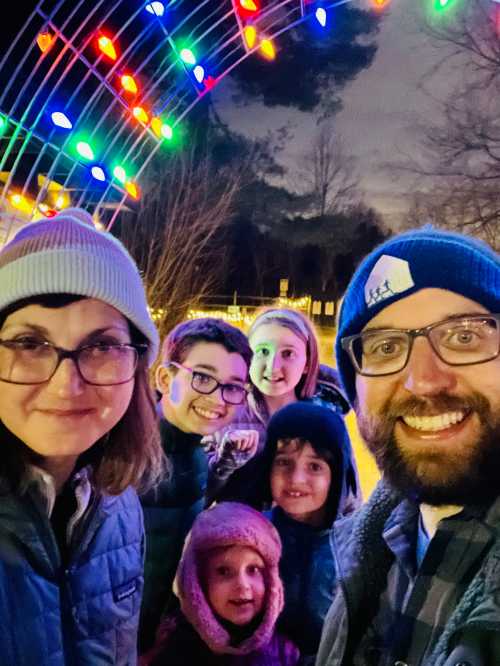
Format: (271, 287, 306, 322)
(396, 0, 500, 248)
(120, 145, 242, 336)
(292, 121, 358, 217)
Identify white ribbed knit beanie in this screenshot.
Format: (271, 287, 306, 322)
(0, 208, 159, 364)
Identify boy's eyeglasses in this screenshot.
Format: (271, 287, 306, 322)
(0, 339, 148, 386)
(168, 361, 248, 405)
(341, 314, 500, 377)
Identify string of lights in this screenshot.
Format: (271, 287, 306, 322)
(0, 0, 489, 238)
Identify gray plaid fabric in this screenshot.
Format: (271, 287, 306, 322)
(353, 499, 495, 666)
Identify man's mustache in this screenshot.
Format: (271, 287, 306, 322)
(378, 393, 490, 421)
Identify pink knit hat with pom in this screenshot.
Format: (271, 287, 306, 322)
(174, 502, 284, 655)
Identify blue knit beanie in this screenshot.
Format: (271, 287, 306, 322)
(0, 208, 159, 365)
(336, 227, 500, 405)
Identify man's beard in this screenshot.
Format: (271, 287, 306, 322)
(355, 392, 500, 506)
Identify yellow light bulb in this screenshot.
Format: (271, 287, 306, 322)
(243, 26, 257, 49)
(260, 38, 275, 60)
(133, 107, 149, 124)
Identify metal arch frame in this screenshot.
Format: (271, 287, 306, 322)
(0, 0, 366, 234)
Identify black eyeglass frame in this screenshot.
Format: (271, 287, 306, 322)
(341, 313, 500, 377)
(0, 340, 148, 386)
(168, 361, 249, 405)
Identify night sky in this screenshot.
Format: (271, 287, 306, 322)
(213, 0, 462, 229)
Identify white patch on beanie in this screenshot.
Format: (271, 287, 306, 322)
(364, 255, 415, 307)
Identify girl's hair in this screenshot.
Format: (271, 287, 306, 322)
(247, 308, 319, 400)
(0, 294, 165, 495)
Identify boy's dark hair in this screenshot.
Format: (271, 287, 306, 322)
(161, 318, 252, 370)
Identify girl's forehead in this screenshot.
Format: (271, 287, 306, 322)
(205, 544, 264, 566)
(249, 322, 305, 347)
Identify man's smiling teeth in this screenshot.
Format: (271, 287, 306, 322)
(402, 411, 466, 432)
(193, 406, 223, 420)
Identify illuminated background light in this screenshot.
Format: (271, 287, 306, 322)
(193, 65, 205, 83)
(240, 0, 257, 10)
(55, 195, 65, 209)
(203, 76, 216, 91)
(91, 165, 106, 181)
(145, 2, 165, 16)
(39, 202, 57, 218)
(121, 74, 138, 95)
(125, 181, 140, 199)
(133, 106, 149, 124)
(113, 165, 127, 184)
(315, 7, 327, 28)
(11, 194, 26, 208)
(98, 36, 117, 61)
(76, 141, 94, 160)
(260, 39, 275, 60)
(0, 115, 7, 136)
(243, 25, 257, 49)
(51, 111, 72, 129)
(36, 31, 54, 53)
(435, 0, 453, 8)
(180, 48, 196, 65)
(151, 116, 163, 138)
(161, 123, 173, 140)
(237, 0, 259, 17)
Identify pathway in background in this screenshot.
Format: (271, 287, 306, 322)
(318, 327, 380, 501)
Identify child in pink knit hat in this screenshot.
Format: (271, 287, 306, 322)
(142, 502, 299, 665)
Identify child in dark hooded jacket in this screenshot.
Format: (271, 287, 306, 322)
(143, 502, 300, 666)
(262, 402, 355, 660)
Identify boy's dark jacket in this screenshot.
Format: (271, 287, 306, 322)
(139, 418, 208, 650)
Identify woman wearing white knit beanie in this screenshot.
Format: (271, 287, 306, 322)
(0, 208, 165, 665)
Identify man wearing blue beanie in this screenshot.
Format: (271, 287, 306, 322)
(317, 227, 500, 666)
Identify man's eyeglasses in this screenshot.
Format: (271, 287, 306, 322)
(0, 339, 148, 386)
(169, 361, 248, 405)
(341, 314, 500, 377)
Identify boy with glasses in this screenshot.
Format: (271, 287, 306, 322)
(317, 228, 500, 666)
(140, 318, 256, 650)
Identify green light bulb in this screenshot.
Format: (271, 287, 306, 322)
(113, 165, 127, 184)
(180, 48, 196, 65)
(76, 141, 94, 161)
